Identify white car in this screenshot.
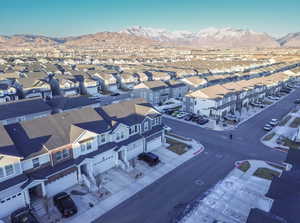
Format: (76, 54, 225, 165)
(263, 124, 273, 131)
(269, 119, 279, 126)
(176, 112, 188, 119)
(163, 125, 172, 132)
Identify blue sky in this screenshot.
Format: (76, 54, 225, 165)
(1, 0, 299, 37)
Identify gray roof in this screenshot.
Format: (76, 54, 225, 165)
(1, 98, 160, 159)
(0, 98, 52, 121)
(0, 125, 20, 157)
(5, 107, 107, 154)
(47, 96, 99, 111)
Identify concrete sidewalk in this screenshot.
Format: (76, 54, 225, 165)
(65, 141, 205, 223)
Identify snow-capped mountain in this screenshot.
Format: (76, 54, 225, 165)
(120, 26, 196, 44)
(121, 26, 280, 48)
(278, 32, 300, 47)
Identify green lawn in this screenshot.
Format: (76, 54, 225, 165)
(263, 100, 273, 105)
(289, 117, 300, 128)
(263, 132, 275, 141)
(253, 168, 280, 180)
(237, 161, 250, 172)
(166, 138, 188, 155)
(278, 115, 292, 126)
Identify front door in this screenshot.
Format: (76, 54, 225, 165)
(28, 184, 43, 202)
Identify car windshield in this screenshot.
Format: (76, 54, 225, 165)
(59, 195, 74, 208)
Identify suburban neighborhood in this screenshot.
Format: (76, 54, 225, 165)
(1, 0, 300, 222)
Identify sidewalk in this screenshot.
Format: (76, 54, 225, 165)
(66, 140, 205, 223)
(180, 159, 282, 223)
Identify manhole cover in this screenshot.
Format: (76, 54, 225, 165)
(195, 179, 204, 186)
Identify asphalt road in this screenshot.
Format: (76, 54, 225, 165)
(94, 89, 300, 223)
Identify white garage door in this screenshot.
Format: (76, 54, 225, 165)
(127, 140, 144, 160)
(0, 192, 26, 218)
(46, 172, 77, 197)
(147, 137, 162, 152)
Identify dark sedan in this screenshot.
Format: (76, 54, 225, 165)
(11, 207, 39, 223)
(53, 192, 78, 218)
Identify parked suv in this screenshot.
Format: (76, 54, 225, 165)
(138, 152, 160, 166)
(53, 192, 78, 218)
(11, 207, 39, 223)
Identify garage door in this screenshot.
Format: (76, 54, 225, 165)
(0, 192, 26, 218)
(146, 137, 162, 152)
(46, 172, 78, 197)
(127, 140, 144, 160)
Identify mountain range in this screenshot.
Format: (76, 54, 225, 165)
(1, 26, 300, 49)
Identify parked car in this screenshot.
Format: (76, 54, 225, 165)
(197, 119, 209, 125)
(184, 114, 193, 121)
(294, 99, 300, 104)
(263, 124, 273, 131)
(11, 207, 39, 223)
(138, 152, 160, 166)
(268, 96, 279, 100)
(176, 112, 188, 119)
(280, 89, 291, 94)
(269, 119, 279, 126)
(53, 192, 78, 218)
(163, 125, 172, 132)
(224, 114, 239, 122)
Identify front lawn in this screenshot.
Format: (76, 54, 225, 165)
(263, 100, 273, 105)
(289, 117, 300, 128)
(237, 161, 250, 172)
(253, 168, 280, 180)
(166, 137, 188, 155)
(263, 132, 275, 141)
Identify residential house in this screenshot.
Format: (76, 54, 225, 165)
(0, 83, 18, 103)
(181, 76, 208, 91)
(184, 84, 236, 118)
(17, 72, 52, 99)
(0, 99, 164, 218)
(165, 80, 188, 99)
(119, 72, 139, 89)
(150, 71, 171, 81)
(132, 81, 169, 105)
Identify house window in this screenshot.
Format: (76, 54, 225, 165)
(5, 165, 14, 176)
(0, 168, 4, 178)
(32, 158, 40, 168)
(55, 151, 62, 161)
(116, 133, 120, 140)
(101, 135, 105, 143)
(144, 122, 149, 131)
(80, 144, 86, 152)
(152, 119, 155, 126)
(63, 149, 69, 158)
(135, 125, 138, 133)
(129, 127, 133, 135)
(121, 132, 124, 139)
(86, 142, 92, 150)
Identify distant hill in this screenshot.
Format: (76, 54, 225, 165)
(1, 26, 299, 49)
(278, 32, 300, 47)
